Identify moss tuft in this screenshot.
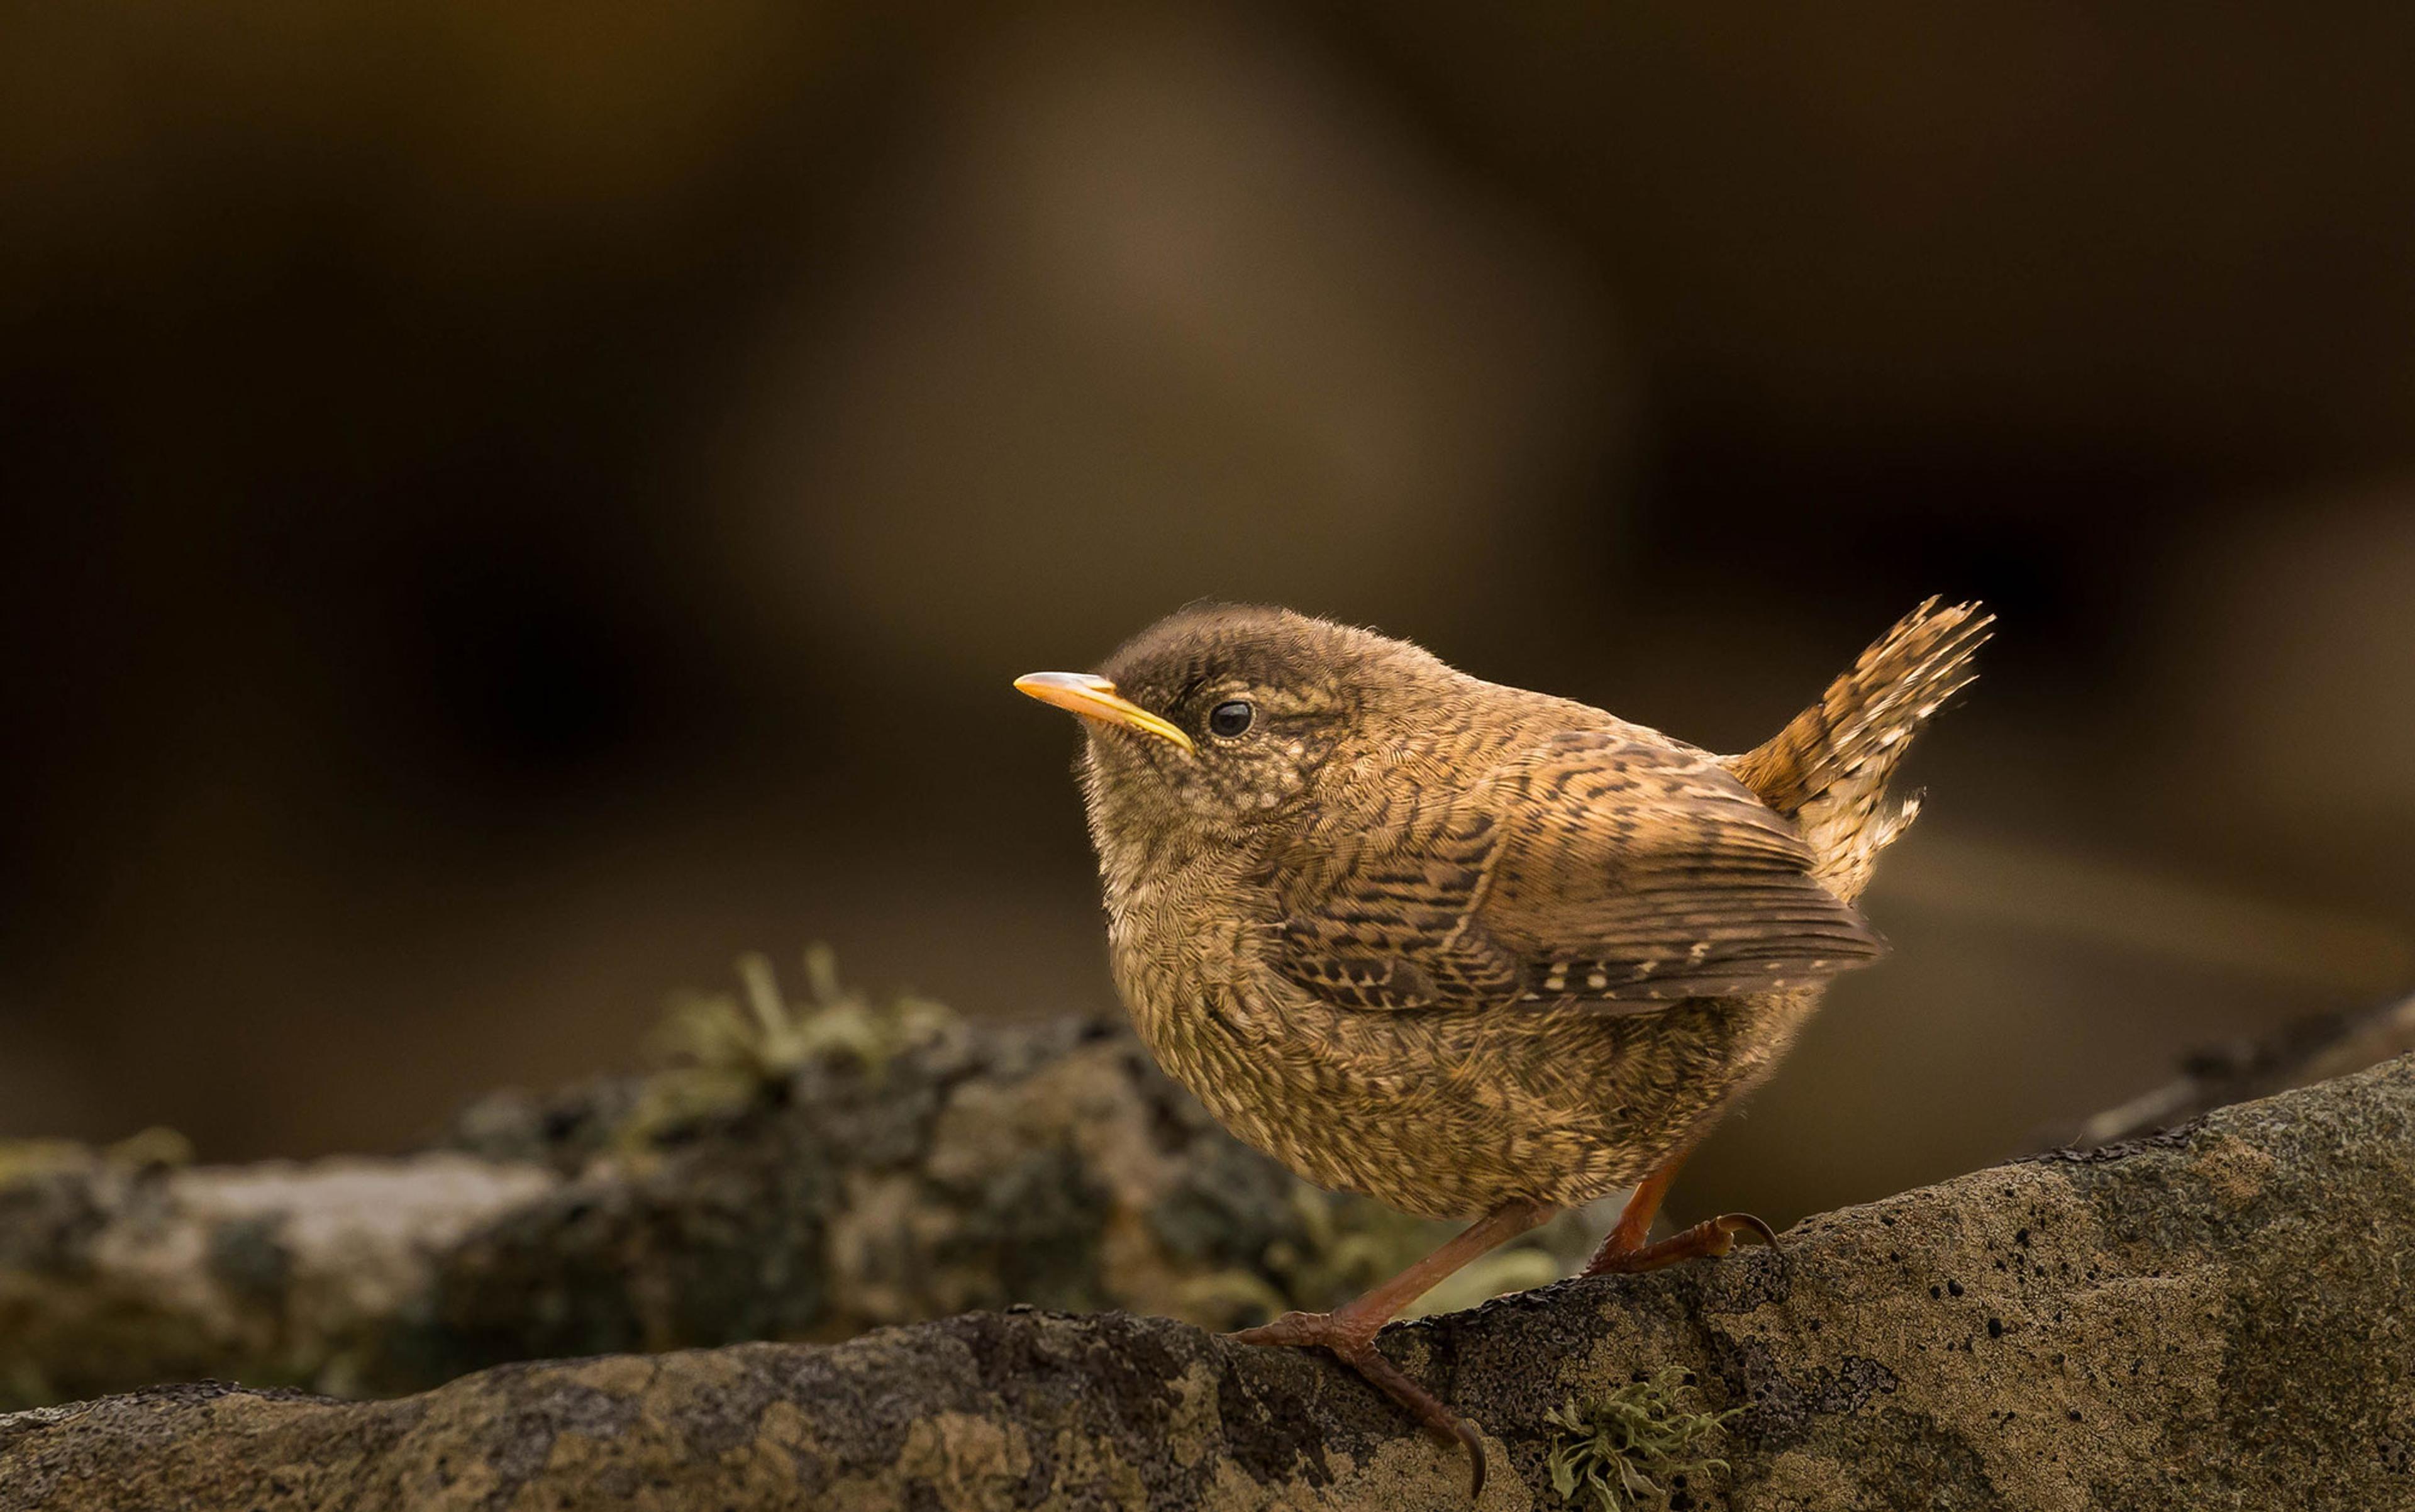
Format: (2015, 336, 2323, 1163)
(1546, 1366, 1737, 1511)
(650, 943, 949, 1082)
(0, 1126, 190, 1192)
(619, 944, 952, 1152)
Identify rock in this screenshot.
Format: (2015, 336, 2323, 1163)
(7, 1055, 2409, 1510)
(0, 999, 1596, 1409)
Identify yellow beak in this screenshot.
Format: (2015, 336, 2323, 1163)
(1014, 671, 1196, 753)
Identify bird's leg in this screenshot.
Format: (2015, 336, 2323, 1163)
(1581, 1153, 1779, 1276)
(1227, 1196, 1555, 1497)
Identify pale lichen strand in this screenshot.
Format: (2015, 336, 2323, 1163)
(1543, 1367, 1736, 1511)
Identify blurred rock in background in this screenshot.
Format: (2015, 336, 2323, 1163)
(4, 0, 2412, 1228)
(0, 957, 1601, 1409)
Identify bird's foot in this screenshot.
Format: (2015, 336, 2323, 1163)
(1582, 1211, 1780, 1276)
(1226, 1311, 1488, 1498)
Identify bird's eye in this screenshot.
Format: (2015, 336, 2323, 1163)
(1207, 699, 1255, 738)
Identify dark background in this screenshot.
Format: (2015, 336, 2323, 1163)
(6, 1, 2412, 1227)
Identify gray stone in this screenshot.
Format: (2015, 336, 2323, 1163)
(7, 1054, 2408, 1510)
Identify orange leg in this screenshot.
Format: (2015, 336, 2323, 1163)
(1582, 1152, 1779, 1277)
(1228, 1196, 1555, 1498)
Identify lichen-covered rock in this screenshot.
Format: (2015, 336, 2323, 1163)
(7, 1055, 2409, 1511)
(0, 986, 1592, 1409)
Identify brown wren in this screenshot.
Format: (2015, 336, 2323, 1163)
(1016, 599, 1989, 1494)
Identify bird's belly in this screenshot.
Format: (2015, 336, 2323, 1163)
(1116, 947, 1813, 1220)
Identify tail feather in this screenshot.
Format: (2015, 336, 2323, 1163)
(1725, 598, 1992, 901)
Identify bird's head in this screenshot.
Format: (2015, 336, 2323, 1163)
(1016, 604, 1459, 853)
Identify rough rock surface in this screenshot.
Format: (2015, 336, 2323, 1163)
(0, 990, 1592, 1409)
(6, 1055, 2409, 1511)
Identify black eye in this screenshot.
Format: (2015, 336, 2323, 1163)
(1207, 699, 1255, 738)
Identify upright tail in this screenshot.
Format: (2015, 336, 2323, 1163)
(1724, 598, 1992, 902)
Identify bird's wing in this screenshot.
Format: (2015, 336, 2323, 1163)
(1267, 730, 1884, 1011)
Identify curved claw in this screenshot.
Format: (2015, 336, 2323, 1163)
(1224, 1314, 1487, 1498)
(1724, 1211, 1781, 1252)
(1584, 1210, 1785, 1277)
(1337, 1338, 1487, 1498)
(1717, 1211, 1792, 1276)
(1454, 1417, 1487, 1499)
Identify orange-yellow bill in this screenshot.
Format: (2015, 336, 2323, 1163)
(1013, 672, 1196, 753)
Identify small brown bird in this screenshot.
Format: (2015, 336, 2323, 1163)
(1016, 598, 1988, 1493)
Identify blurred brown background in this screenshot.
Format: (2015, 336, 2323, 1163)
(6, 1, 2412, 1228)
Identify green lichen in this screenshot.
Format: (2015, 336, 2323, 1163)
(0, 1126, 191, 1191)
(652, 943, 950, 1081)
(1546, 1367, 1738, 1511)
(619, 945, 952, 1153)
